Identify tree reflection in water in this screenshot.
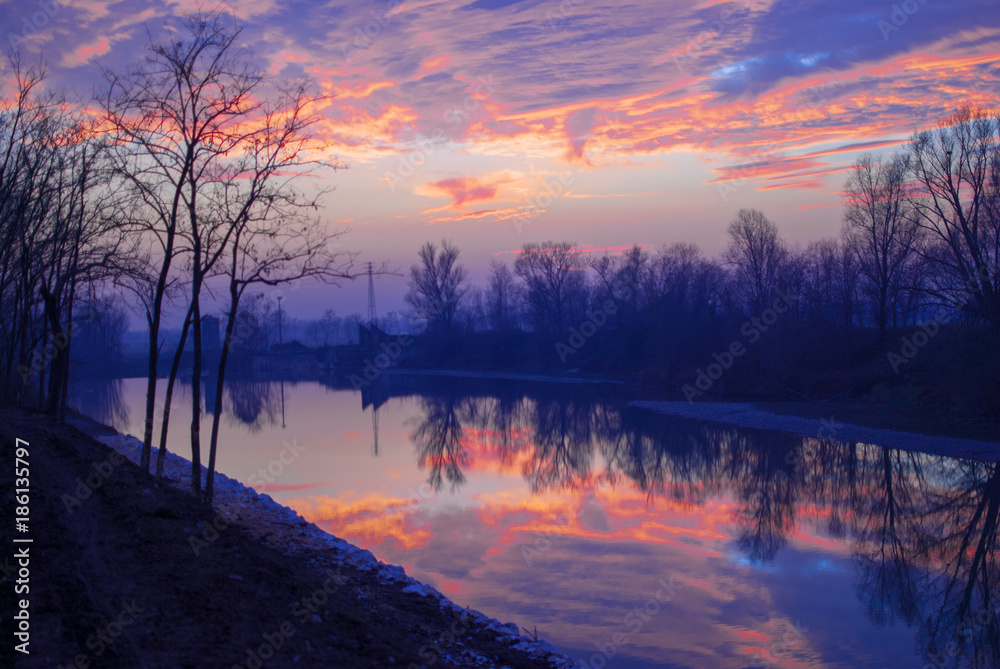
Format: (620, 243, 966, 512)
(409, 390, 471, 491)
(68, 377, 130, 430)
(224, 377, 282, 432)
(402, 382, 1000, 667)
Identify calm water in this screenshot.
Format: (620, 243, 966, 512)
(70, 374, 1000, 669)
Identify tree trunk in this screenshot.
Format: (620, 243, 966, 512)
(141, 309, 162, 472)
(190, 291, 203, 498)
(156, 307, 194, 477)
(205, 288, 239, 505)
(39, 284, 65, 415)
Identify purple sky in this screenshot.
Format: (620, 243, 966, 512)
(4, 0, 999, 321)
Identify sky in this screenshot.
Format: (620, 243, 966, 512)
(3, 0, 999, 320)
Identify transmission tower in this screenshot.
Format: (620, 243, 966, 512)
(366, 262, 377, 328)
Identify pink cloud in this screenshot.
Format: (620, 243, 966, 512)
(415, 175, 510, 209)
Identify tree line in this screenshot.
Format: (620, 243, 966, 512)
(405, 109, 999, 407)
(0, 11, 355, 503)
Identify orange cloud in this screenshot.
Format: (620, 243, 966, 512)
(415, 175, 510, 209)
(420, 55, 451, 77)
(289, 492, 433, 551)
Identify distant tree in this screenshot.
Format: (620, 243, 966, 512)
(514, 241, 582, 334)
(459, 287, 488, 332)
(74, 297, 130, 375)
(306, 309, 341, 347)
(907, 107, 1000, 337)
(380, 310, 403, 334)
(342, 313, 363, 345)
(724, 208, 786, 313)
(484, 258, 521, 332)
(801, 239, 859, 330)
(406, 239, 468, 334)
(842, 152, 920, 336)
(589, 245, 643, 329)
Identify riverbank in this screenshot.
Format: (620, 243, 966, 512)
(0, 406, 576, 668)
(396, 369, 623, 385)
(631, 400, 1000, 461)
(393, 367, 997, 445)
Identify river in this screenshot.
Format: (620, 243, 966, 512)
(69, 373, 1000, 669)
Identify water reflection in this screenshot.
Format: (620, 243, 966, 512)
(67, 377, 130, 429)
(410, 391, 471, 490)
(391, 377, 1000, 668)
(224, 377, 282, 431)
(68, 373, 1000, 667)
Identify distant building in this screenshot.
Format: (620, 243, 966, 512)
(253, 340, 318, 374)
(358, 323, 389, 348)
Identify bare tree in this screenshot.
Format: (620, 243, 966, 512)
(0, 58, 127, 413)
(484, 258, 521, 332)
(98, 15, 209, 472)
(842, 152, 920, 336)
(907, 108, 1000, 337)
(801, 239, 860, 331)
(514, 241, 581, 334)
(405, 239, 467, 334)
(724, 208, 786, 313)
(200, 77, 355, 504)
(100, 12, 294, 491)
(306, 309, 341, 347)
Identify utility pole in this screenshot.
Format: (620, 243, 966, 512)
(366, 262, 377, 328)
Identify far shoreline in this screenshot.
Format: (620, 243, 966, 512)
(631, 400, 1000, 461)
(79, 368, 999, 456)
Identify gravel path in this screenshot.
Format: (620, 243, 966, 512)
(630, 401, 1000, 461)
